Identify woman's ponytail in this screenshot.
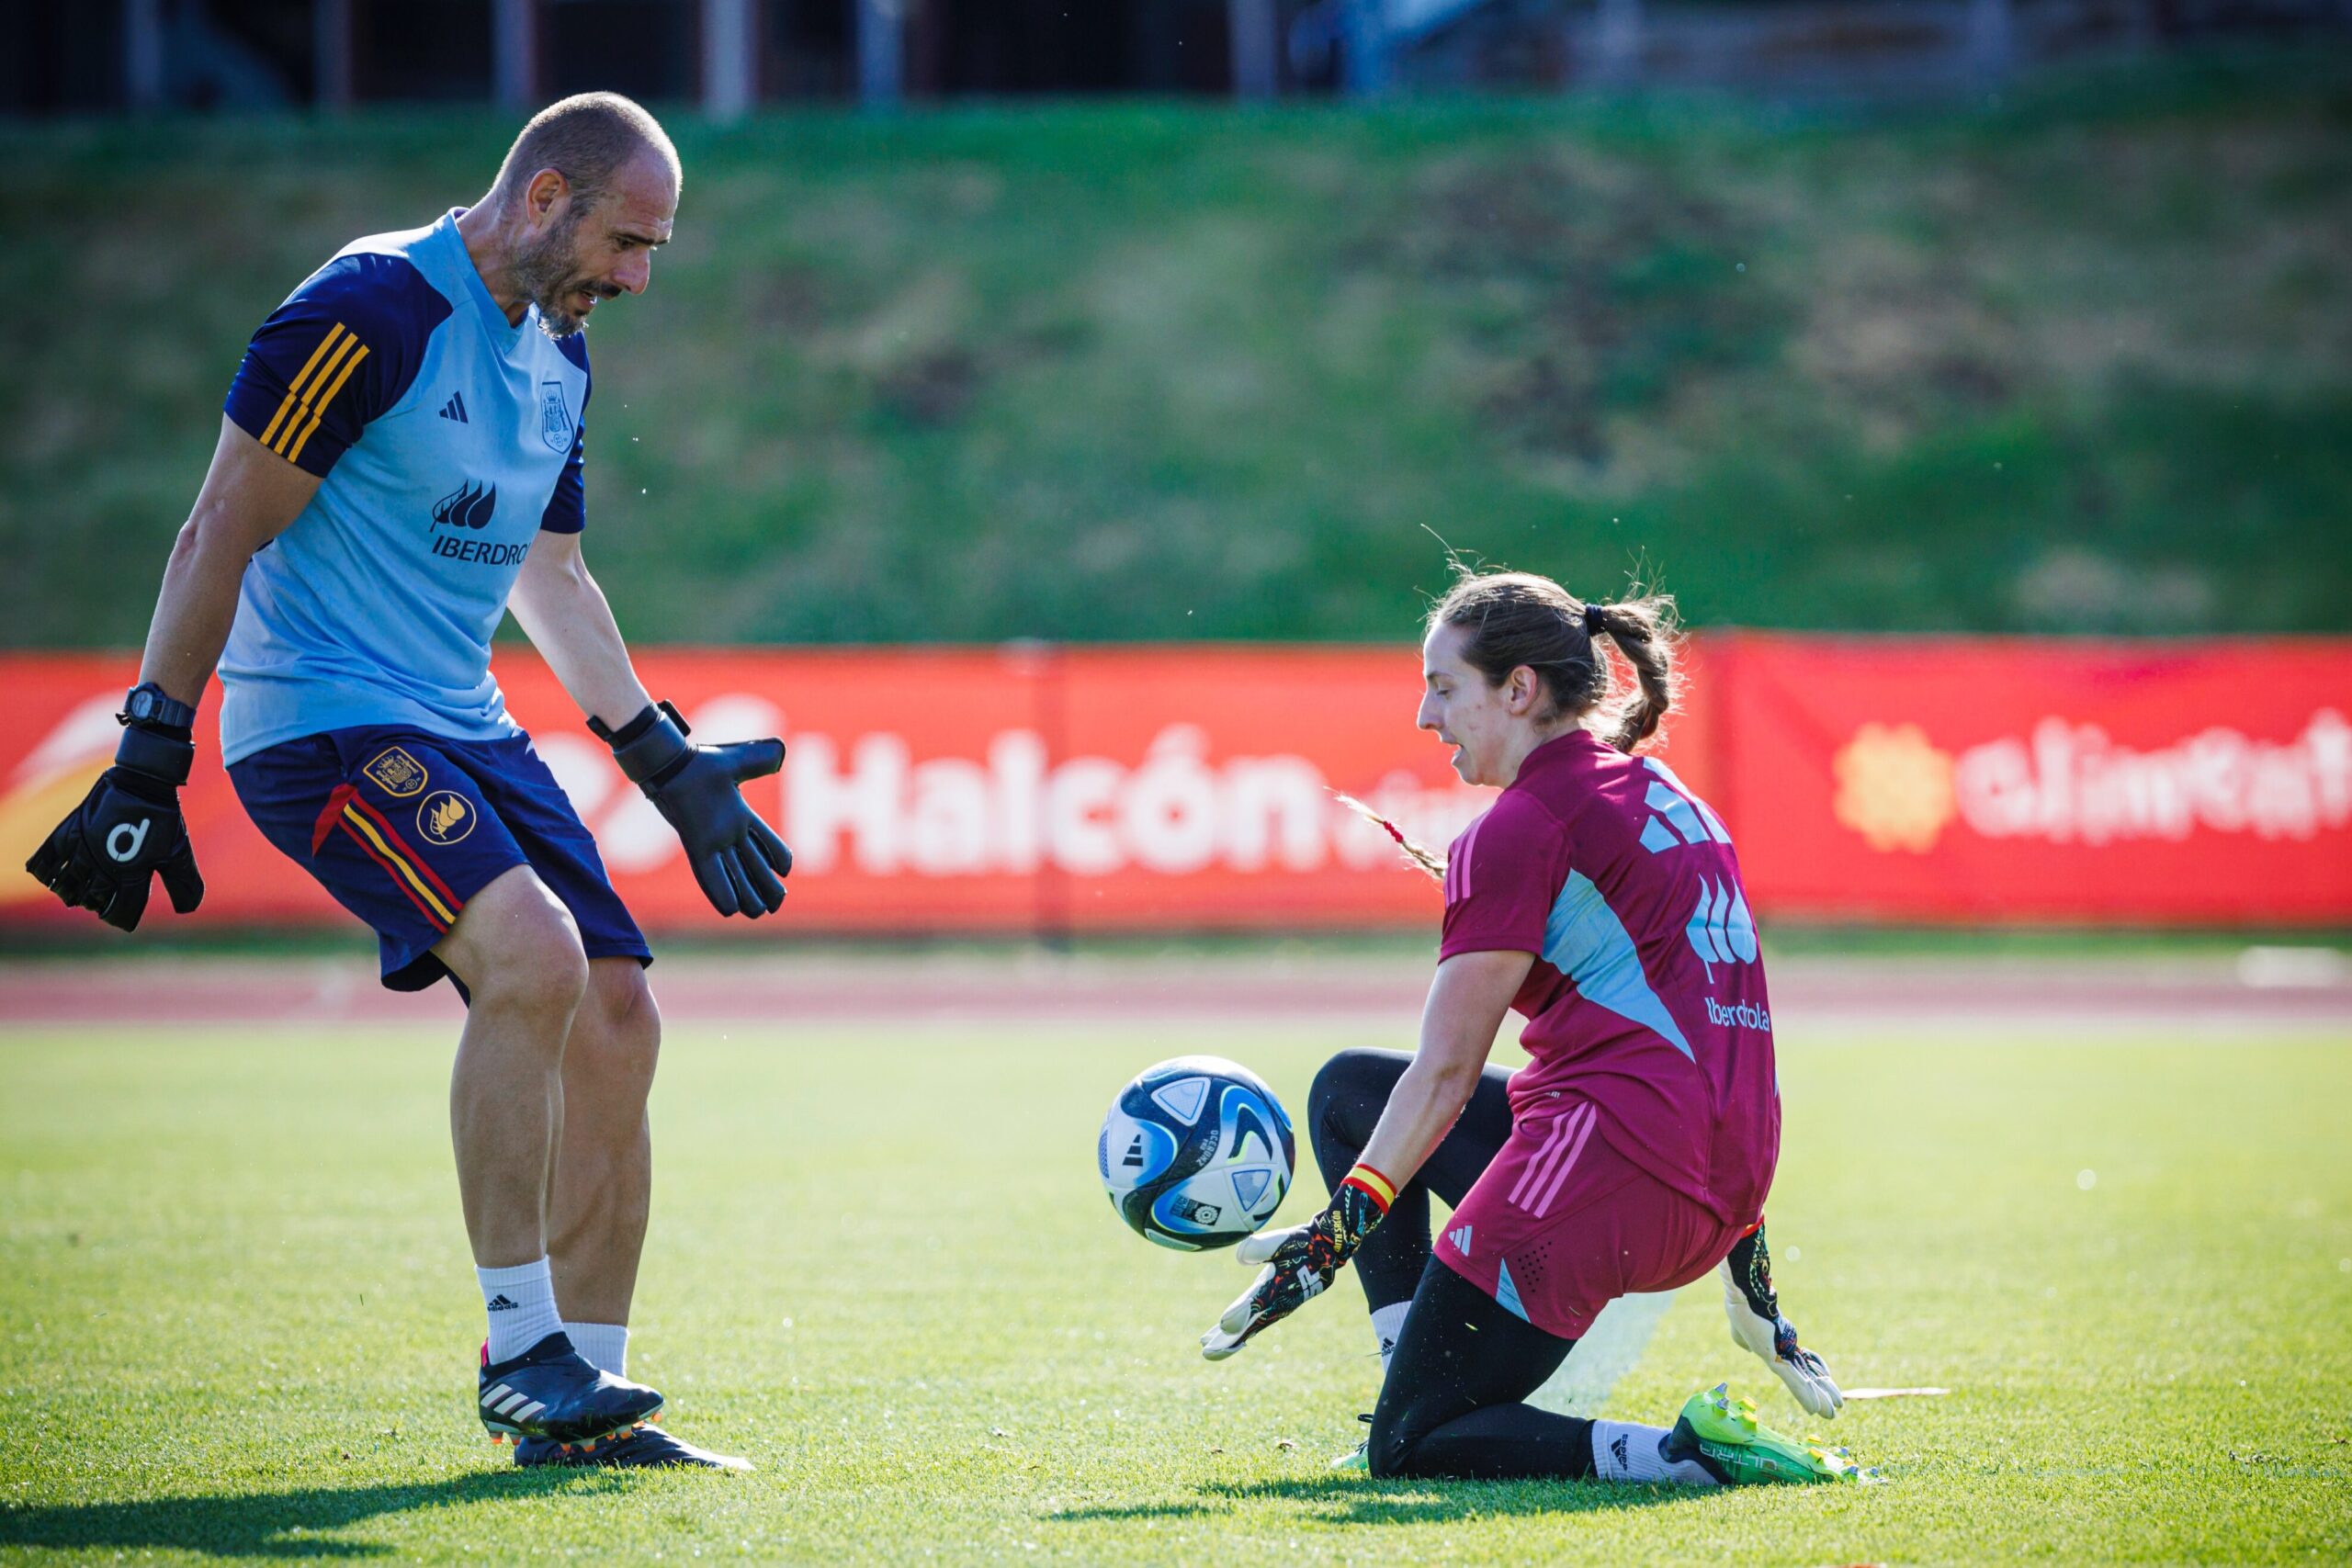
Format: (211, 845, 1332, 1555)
(1580, 594, 1681, 753)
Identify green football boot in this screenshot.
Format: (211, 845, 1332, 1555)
(1329, 1413, 1373, 1472)
(1662, 1382, 1880, 1485)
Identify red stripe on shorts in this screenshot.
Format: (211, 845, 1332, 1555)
(336, 815, 452, 932)
(346, 794, 464, 909)
(311, 782, 359, 854)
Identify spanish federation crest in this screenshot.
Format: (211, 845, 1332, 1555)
(362, 746, 429, 798)
(538, 380, 574, 455)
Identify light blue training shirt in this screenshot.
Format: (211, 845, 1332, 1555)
(218, 208, 590, 765)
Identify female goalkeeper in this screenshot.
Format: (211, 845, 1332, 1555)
(1201, 570, 1868, 1487)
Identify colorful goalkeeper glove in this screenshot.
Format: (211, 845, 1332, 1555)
(1720, 1222, 1843, 1419)
(1201, 1163, 1395, 1360)
(25, 698, 205, 933)
(594, 701, 792, 919)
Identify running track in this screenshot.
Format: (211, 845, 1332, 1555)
(2, 953, 2345, 1031)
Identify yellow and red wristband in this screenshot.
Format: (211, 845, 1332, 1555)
(1340, 1162, 1397, 1213)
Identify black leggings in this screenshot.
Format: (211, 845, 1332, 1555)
(1308, 1047, 1599, 1481)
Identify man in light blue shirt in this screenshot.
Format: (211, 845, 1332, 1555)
(214, 199, 594, 760)
(26, 93, 787, 1472)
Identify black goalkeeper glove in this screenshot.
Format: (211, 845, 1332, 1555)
(594, 701, 793, 919)
(1720, 1221, 1843, 1418)
(1201, 1163, 1396, 1360)
(25, 718, 205, 933)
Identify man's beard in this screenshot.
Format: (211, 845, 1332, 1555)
(511, 217, 610, 340)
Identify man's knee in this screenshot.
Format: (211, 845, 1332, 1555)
(442, 868, 590, 1023)
(570, 961, 662, 1092)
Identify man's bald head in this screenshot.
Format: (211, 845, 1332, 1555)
(481, 92, 680, 339)
(490, 91, 681, 218)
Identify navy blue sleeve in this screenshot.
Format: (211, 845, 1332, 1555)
(540, 334, 591, 535)
(223, 251, 449, 477)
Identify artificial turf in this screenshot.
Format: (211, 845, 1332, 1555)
(2, 1014, 2346, 1563)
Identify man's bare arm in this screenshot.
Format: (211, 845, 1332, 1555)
(139, 416, 322, 705)
(509, 531, 792, 918)
(24, 418, 315, 931)
(505, 530, 652, 730)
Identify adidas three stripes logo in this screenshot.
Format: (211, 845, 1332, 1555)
(481, 1382, 548, 1425)
(258, 322, 369, 464)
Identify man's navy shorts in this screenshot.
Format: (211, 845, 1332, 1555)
(230, 726, 651, 992)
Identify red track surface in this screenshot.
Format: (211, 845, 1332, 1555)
(2, 954, 2345, 1030)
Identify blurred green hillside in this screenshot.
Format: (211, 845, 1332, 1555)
(4, 51, 2347, 646)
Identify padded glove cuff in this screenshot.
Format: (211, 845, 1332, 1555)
(594, 700, 694, 790)
(114, 722, 195, 788)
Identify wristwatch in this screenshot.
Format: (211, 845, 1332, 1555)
(122, 682, 197, 731)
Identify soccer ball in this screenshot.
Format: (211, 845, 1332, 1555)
(1098, 1055, 1295, 1250)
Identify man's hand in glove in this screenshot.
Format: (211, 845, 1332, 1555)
(26, 708, 204, 933)
(594, 701, 793, 919)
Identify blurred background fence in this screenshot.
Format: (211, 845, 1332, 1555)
(7, 0, 2348, 113)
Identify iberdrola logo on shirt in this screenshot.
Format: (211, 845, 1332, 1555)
(431, 479, 498, 531)
(426, 478, 526, 567)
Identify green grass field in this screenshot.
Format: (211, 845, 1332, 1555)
(4, 1014, 2348, 1563)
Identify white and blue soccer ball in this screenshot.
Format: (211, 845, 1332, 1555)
(1098, 1055, 1295, 1251)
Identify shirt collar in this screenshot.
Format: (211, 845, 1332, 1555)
(1514, 728, 1605, 781)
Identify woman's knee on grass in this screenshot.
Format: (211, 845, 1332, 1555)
(1367, 1384, 1476, 1480)
(1367, 1258, 1584, 1479)
(1367, 1410, 1429, 1479)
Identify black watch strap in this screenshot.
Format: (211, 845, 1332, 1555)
(122, 682, 197, 733)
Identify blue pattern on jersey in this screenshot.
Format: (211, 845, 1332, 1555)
(1541, 870, 1695, 1060)
(1493, 1258, 1531, 1322)
(217, 209, 593, 766)
(1643, 756, 1734, 842)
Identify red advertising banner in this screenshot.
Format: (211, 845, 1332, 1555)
(1, 637, 2344, 933)
(1724, 636, 2351, 924)
(0, 646, 1510, 936)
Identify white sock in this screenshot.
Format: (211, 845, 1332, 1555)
(477, 1258, 563, 1364)
(1590, 1420, 1720, 1487)
(1371, 1302, 1411, 1372)
(570, 1321, 630, 1378)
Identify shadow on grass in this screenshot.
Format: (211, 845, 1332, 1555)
(0, 1469, 609, 1558)
(1052, 1472, 1714, 1528)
